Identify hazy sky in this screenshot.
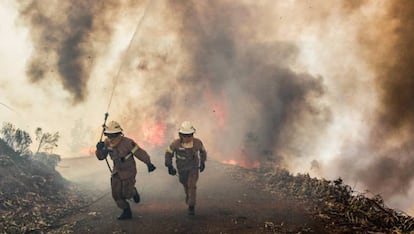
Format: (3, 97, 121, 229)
(1, 0, 414, 215)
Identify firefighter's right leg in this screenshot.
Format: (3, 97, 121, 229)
(133, 187, 140, 204)
(118, 207, 132, 220)
(111, 174, 132, 220)
(179, 171, 189, 204)
(187, 168, 199, 215)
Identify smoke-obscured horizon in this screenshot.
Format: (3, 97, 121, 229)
(3, 0, 414, 214)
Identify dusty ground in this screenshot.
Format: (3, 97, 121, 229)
(56, 156, 328, 234)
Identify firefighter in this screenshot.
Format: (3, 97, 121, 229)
(95, 120, 156, 220)
(165, 121, 207, 215)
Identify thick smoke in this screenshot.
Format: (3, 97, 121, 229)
(17, 0, 144, 103)
(335, 1, 414, 200)
(178, 1, 328, 166)
(12, 0, 414, 213)
(112, 0, 328, 166)
(110, 0, 414, 209)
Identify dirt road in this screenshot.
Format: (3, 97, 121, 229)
(57, 156, 327, 234)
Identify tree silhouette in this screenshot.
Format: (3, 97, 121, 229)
(0, 122, 32, 155)
(35, 128, 60, 154)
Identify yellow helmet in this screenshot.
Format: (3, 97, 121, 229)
(104, 121, 123, 134)
(178, 121, 196, 134)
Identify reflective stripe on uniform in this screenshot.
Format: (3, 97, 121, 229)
(131, 145, 139, 154)
(176, 154, 186, 160)
(123, 145, 139, 160)
(124, 154, 132, 160)
(166, 146, 174, 154)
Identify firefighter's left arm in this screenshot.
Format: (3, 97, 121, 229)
(132, 144, 156, 172)
(131, 143, 150, 164)
(199, 143, 207, 163)
(199, 142, 207, 172)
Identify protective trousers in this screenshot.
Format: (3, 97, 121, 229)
(111, 174, 136, 209)
(178, 168, 199, 206)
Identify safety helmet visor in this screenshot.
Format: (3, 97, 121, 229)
(104, 132, 121, 139)
(179, 133, 194, 138)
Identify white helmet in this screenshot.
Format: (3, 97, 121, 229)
(178, 121, 196, 134)
(104, 121, 123, 134)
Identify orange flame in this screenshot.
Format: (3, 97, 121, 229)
(222, 159, 238, 166)
(80, 147, 94, 156)
(142, 121, 166, 146)
(222, 156, 260, 169)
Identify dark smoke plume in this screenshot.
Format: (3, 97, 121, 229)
(118, 0, 329, 165)
(375, 2, 414, 134)
(17, 0, 143, 103)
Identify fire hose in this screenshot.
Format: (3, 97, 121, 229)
(98, 0, 154, 173)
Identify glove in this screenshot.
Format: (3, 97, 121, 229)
(96, 141, 105, 150)
(199, 162, 205, 172)
(167, 165, 177, 176)
(147, 163, 156, 172)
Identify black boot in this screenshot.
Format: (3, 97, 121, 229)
(188, 205, 195, 216)
(118, 207, 132, 220)
(133, 188, 140, 204)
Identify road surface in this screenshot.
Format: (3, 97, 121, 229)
(56, 156, 327, 234)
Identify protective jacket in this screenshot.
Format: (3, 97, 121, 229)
(96, 136, 151, 179)
(165, 138, 207, 171)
